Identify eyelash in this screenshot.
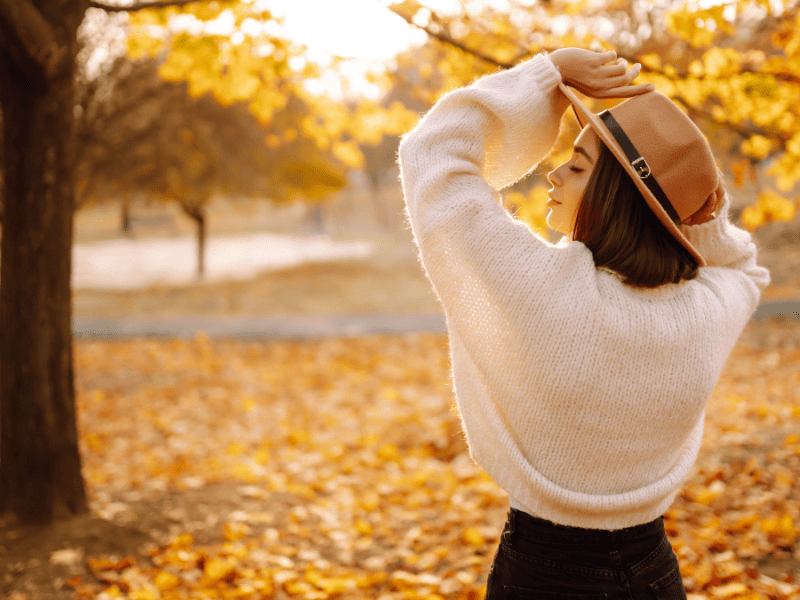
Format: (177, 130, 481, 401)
(569, 166, 582, 173)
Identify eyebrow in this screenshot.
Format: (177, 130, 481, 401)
(573, 145, 594, 165)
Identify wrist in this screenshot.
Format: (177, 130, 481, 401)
(546, 54, 572, 115)
(546, 52, 564, 77)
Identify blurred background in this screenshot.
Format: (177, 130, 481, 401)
(2, 2, 800, 598)
(17, 0, 798, 321)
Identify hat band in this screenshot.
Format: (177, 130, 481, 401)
(599, 110, 681, 226)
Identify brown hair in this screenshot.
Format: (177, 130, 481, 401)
(572, 141, 699, 288)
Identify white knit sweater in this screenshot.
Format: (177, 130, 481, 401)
(398, 54, 770, 530)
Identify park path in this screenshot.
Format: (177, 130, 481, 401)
(72, 231, 375, 290)
(73, 300, 799, 340)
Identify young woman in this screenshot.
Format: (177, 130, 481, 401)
(398, 48, 770, 599)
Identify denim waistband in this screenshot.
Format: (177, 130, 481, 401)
(505, 508, 665, 546)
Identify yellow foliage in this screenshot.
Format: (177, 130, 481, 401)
(564, 0, 590, 17)
(154, 571, 180, 591)
(382, 387, 401, 402)
(186, 0, 234, 21)
(728, 513, 759, 533)
(730, 159, 750, 188)
(224, 522, 251, 542)
(639, 53, 662, 70)
(377, 443, 400, 462)
(167, 533, 194, 550)
(216, 66, 261, 106)
(158, 49, 196, 83)
(288, 430, 311, 446)
(665, 5, 733, 48)
(760, 514, 798, 541)
(84, 433, 102, 451)
(204, 558, 237, 582)
(332, 141, 365, 170)
(359, 492, 380, 511)
(102, 585, 122, 597)
(741, 135, 772, 160)
(354, 519, 373, 535)
(123, 0, 800, 227)
(283, 128, 298, 143)
(741, 189, 796, 230)
(702, 48, 741, 78)
(344, 100, 416, 147)
(461, 527, 485, 546)
(127, 33, 164, 61)
(253, 448, 270, 465)
(249, 88, 288, 125)
(127, 6, 174, 27)
(129, 590, 158, 600)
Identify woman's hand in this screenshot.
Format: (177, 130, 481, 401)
(548, 48, 654, 99)
(682, 179, 726, 226)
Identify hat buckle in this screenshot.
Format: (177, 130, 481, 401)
(632, 157, 651, 179)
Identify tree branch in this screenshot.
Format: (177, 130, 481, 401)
(386, 5, 520, 69)
(386, 2, 795, 153)
(0, 0, 68, 78)
(88, 0, 203, 13)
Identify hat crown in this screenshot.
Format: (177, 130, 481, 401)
(607, 91, 718, 221)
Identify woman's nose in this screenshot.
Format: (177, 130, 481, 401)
(547, 169, 560, 186)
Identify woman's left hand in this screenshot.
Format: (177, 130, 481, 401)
(548, 48, 654, 99)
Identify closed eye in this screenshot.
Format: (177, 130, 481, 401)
(569, 166, 582, 173)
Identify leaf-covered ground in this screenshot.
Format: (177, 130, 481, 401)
(1, 320, 799, 600)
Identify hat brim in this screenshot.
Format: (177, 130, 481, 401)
(557, 82, 706, 268)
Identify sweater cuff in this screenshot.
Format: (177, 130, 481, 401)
(475, 52, 563, 95)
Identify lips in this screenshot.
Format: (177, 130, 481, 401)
(547, 197, 561, 206)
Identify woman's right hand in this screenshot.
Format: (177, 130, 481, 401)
(682, 177, 727, 226)
(547, 48, 654, 99)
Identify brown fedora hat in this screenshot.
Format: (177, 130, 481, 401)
(558, 81, 722, 267)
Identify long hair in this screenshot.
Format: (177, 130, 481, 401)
(571, 141, 699, 288)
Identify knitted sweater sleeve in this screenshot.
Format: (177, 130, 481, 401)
(678, 192, 771, 312)
(398, 55, 595, 336)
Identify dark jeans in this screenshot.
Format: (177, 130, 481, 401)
(485, 509, 687, 600)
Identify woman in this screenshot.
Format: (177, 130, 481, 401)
(398, 48, 770, 599)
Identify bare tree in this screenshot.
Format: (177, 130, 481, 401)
(76, 56, 349, 277)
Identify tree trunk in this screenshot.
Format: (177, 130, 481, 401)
(121, 195, 132, 236)
(309, 203, 326, 235)
(196, 207, 205, 278)
(180, 201, 206, 278)
(0, 20, 87, 524)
